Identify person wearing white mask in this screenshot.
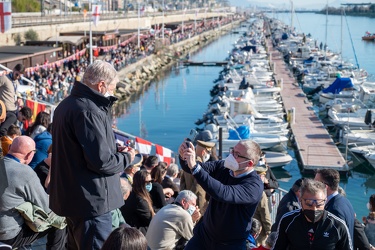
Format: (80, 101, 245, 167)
(180, 139, 215, 215)
(146, 190, 201, 250)
(178, 139, 263, 250)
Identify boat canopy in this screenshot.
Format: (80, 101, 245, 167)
(322, 78, 354, 94)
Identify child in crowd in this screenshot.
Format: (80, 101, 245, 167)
(246, 218, 262, 249)
(1, 124, 21, 156)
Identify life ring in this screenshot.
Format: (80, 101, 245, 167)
(266, 81, 274, 88)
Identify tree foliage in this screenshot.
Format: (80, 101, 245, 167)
(12, 0, 40, 12)
(320, 4, 375, 17)
(24, 29, 39, 41)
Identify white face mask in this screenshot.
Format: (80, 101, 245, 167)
(224, 154, 250, 172)
(367, 202, 372, 210)
(203, 153, 210, 163)
(186, 204, 196, 216)
(104, 91, 113, 97)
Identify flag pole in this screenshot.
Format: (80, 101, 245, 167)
(162, 0, 164, 40)
(182, 6, 184, 35)
(137, 2, 140, 48)
(89, 9, 93, 64)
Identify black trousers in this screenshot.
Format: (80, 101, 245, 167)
(0, 111, 17, 137)
(1, 224, 67, 250)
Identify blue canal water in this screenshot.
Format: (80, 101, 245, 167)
(115, 17, 375, 219)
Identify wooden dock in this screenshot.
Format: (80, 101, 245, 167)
(267, 41, 350, 173)
(183, 61, 228, 66)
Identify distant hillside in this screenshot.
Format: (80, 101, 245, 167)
(12, 0, 40, 12)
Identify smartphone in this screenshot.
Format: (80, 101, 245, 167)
(186, 129, 198, 148)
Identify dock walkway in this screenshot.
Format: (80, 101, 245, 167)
(267, 40, 350, 173)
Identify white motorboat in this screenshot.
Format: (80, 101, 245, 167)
(342, 130, 375, 146)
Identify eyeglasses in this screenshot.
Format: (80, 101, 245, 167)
(230, 148, 251, 160)
(303, 198, 326, 208)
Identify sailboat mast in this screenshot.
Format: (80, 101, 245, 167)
(341, 6, 343, 65)
(290, 0, 294, 33)
(325, 0, 328, 60)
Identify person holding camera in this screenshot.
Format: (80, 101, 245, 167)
(50, 61, 135, 250)
(179, 139, 263, 249)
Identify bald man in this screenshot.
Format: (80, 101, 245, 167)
(0, 136, 66, 249)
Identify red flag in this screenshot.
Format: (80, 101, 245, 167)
(155, 144, 172, 165)
(0, 2, 12, 33)
(26, 100, 46, 122)
(135, 137, 152, 155)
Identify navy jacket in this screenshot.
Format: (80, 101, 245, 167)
(325, 194, 355, 244)
(180, 157, 263, 247)
(50, 82, 131, 217)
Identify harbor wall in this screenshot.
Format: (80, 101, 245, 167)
(113, 20, 242, 105)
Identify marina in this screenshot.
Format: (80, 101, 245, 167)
(1, 5, 375, 248)
(116, 14, 375, 219)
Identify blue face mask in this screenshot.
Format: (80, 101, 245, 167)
(145, 183, 152, 192)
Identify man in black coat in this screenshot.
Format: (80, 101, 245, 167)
(271, 178, 303, 232)
(50, 61, 135, 250)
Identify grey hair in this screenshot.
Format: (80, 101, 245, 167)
(167, 164, 179, 177)
(300, 178, 327, 197)
(82, 60, 118, 87)
(265, 232, 278, 248)
(120, 178, 132, 196)
(175, 190, 197, 204)
(239, 140, 262, 166)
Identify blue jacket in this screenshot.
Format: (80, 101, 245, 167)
(50, 82, 131, 217)
(29, 131, 52, 169)
(180, 157, 263, 248)
(325, 194, 355, 244)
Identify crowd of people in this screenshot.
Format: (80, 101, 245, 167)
(1, 15, 374, 250)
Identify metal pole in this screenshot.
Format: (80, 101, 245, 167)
(138, 2, 140, 48)
(182, 6, 184, 35)
(162, 0, 164, 40)
(90, 12, 93, 64)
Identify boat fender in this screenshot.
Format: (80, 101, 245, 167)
(266, 81, 274, 88)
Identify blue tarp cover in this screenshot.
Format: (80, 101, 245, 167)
(322, 78, 353, 94)
(228, 125, 250, 140)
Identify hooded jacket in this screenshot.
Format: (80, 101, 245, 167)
(50, 81, 131, 217)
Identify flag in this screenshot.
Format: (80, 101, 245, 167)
(92, 5, 101, 26)
(25, 99, 46, 122)
(140, 5, 145, 16)
(0, 1, 12, 33)
(155, 144, 172, 165)
(114, 131, 132, 147)
(135, 137, 152, 155)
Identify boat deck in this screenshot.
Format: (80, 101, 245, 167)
(267, 40, 349, 173)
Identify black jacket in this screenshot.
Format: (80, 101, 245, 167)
(273, 209, 352, 250)
(120, 191, 153, 235)
(50, 82, 131, 217)
(271, 188, 300, 232)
